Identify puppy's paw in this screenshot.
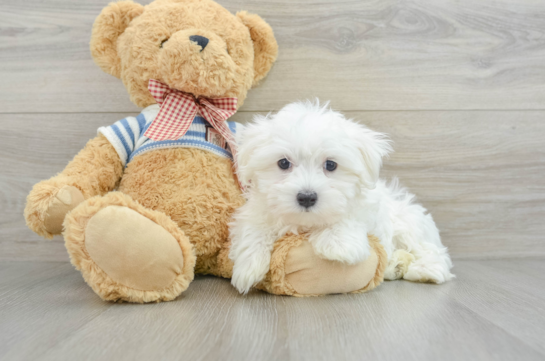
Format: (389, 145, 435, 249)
(310, 231, 371, 265)
(231, 256, 271, 294)
(403, 258, 455, 284)
(384, 249, 415, 281)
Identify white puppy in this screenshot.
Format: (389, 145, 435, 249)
(229, 101, 454, 294)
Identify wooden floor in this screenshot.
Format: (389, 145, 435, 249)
(1, 0, 545, 359)
(0, 259, 544, 361)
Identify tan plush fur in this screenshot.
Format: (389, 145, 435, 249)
(350, 236, 387, 294)
(118, 148, 244, 271)
(256, 234, 302, 296)
(24, 0, 279, 302)
(91, 0, 278, 109)
(63, 192, 196, 303)
(24, 0, 385, 303)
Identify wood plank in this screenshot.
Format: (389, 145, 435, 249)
(0, 261, 543, 361)
(455, 260, 545, 303)
(0, 261, 63, 287)
(0, 262, 114, 361)
(1, 0, 545, 112)
(278, 278, 544, 361)
(1, 110, 544, 261)
(440, 260, 545, 355)
(484, 259, 545, 282)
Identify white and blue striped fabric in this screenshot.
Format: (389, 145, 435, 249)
(98, 104, 238, 166)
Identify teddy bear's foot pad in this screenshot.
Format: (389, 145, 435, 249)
(63, 192, 196, 303)
(84, 205, 184, 291)
(284, 241, 379, 295)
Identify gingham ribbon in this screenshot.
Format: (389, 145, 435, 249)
(144, 79, 238, 148)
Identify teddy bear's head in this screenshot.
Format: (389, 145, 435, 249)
(90, 0, 278, 108)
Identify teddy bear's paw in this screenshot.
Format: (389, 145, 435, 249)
(63, 192, 196, 303)
(384, 249, 415, 281)
(43, 186, 85, 235)
(280, 240, 380, 296)
(24, 179, 85, 238)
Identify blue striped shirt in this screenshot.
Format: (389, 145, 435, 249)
(98, 104, 239, 166)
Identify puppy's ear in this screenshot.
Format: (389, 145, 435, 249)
(235, 118, 269, 187)
(351, 125, 392, 189)
(237, 11, 278, 86)
(90, 1, 144, 78)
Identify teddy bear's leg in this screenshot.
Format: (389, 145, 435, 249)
(216, 234, 387, 296)
(63, 192, 196, 303)
(25, 134, 123, 238)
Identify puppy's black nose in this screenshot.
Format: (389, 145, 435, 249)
(297, 192, 318, 209)
(189, 35, 209, 51)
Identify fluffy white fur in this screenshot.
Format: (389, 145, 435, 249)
(229, 101, 454, 294)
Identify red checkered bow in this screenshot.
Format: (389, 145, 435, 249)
(145, 78, 237, 143)
(144, 79, 242, 188)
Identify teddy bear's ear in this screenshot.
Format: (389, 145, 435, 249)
(237, 11, 279, 86)
(90, 1, 144, 78)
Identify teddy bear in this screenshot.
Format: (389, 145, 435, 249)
(24, 0, 386, 303)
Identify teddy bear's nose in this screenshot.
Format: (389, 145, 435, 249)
(189, 35, 209, 51)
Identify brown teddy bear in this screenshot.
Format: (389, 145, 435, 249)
(24, 0, 386, 303)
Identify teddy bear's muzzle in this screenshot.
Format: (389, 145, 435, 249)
(158, 29, 237, 98)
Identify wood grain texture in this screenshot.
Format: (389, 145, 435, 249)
(0, 260, 544, 361)
(1, 0, 545, 112)
(2, 110, 544, 261)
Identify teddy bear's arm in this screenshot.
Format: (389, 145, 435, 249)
(24, 134, 123, 238)
(215, 234, 386, 296)
(257, 234, 386, 296)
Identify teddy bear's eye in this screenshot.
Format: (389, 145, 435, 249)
(160, 39, 169, 48)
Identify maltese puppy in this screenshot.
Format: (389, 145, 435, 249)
(229, 101, 454, 294)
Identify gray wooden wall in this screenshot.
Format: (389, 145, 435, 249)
(1, 0, 544, 261)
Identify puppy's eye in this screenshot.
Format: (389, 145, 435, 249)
(160, 39, 169, 48)
(324, 160, 337, 171)
(278, 158, 291, 170)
